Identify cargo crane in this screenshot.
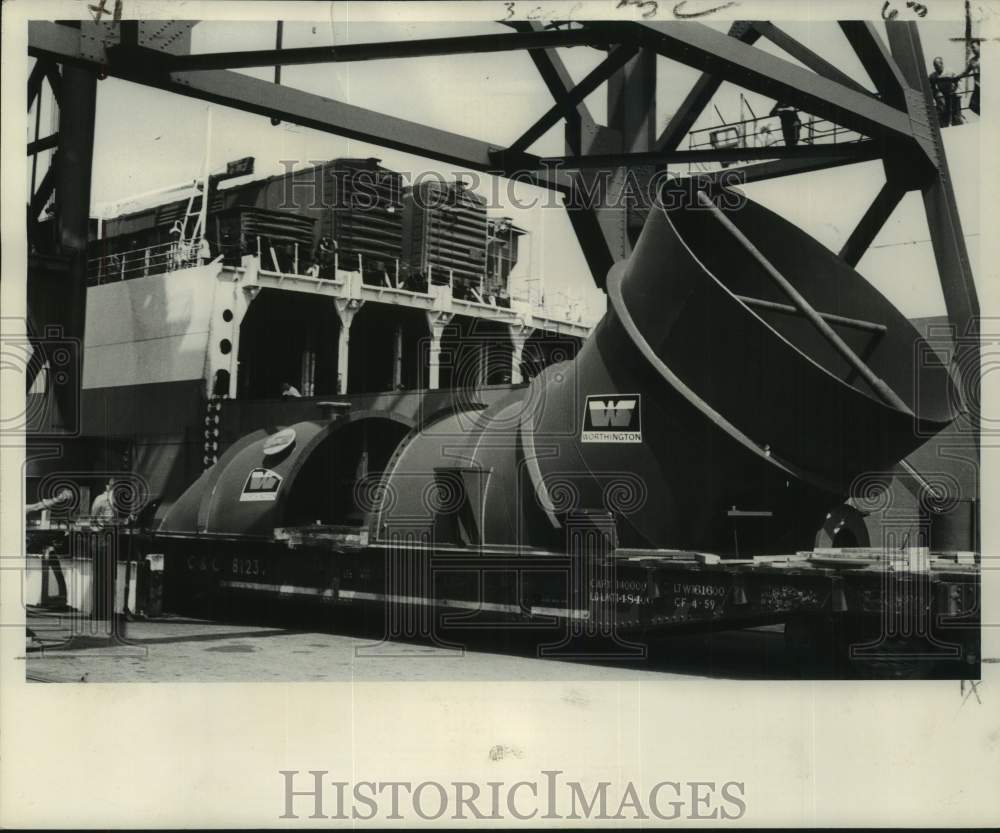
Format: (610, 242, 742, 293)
(24, 19, 981, 675)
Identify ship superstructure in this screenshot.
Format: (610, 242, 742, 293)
(50, 158, 592, 515)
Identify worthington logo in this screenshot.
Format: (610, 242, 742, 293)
(240, 468, 283, 502)
(582, 394, 642, 443)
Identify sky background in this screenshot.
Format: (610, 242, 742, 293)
(28, 17, 981, 322)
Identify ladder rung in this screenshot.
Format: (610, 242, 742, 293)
(735, 294, 887, 335)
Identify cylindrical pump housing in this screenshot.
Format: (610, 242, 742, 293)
(376, 194, 959, 556)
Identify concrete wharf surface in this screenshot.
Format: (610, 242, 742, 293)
(24, 611, 799, 683)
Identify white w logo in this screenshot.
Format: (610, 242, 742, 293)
(249, 472, 277, 491)
(588, 399, 635, 428)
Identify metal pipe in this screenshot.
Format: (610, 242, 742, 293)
(696, 190, 912, 414)
(197, 105, 213, 245)
(270, 22, 283, 126)
(734, 294, 887, 335)
(30, 90, 42, 198)
(898, 459, 944, 501)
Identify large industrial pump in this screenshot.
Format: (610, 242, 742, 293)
(160, 191, 959, 560)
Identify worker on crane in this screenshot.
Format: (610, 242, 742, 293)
(929, 56, 963, 126)
(957, 41, 980, 116)
(770, 101, 802, 147)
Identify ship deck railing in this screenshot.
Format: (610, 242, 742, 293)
(87, 239, 203, 285)
(86, 237, 594, 331)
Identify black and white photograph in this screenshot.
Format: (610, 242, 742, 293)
(1, 0, 997, 827)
